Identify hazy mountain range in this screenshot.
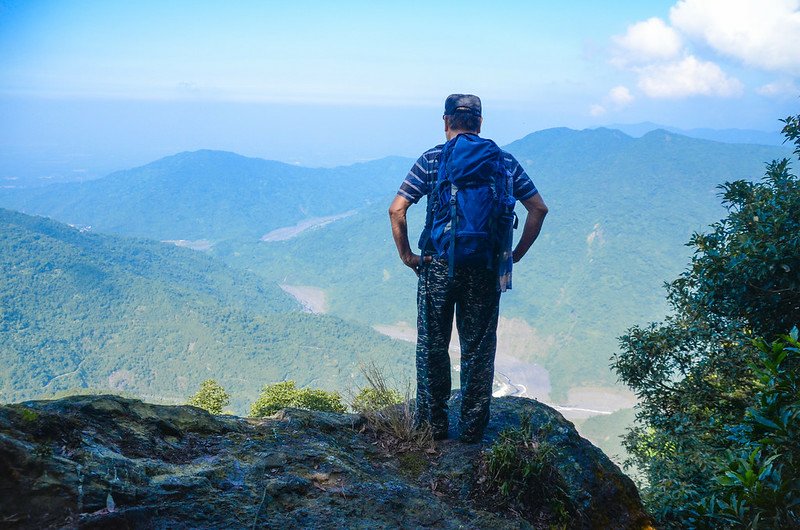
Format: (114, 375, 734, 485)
(0, 150, 410, 241)
(0, 124, 786, 189)
(0, 127, 791, 410)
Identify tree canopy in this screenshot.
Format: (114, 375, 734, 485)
(611, 114, 800, 527)
(188, 379, 231, 414)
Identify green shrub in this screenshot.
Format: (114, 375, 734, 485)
(249, 381, 297, 417)
(187, 379, 230, 414)
(293, 388, 347, 413)
(691, 331, 800, 529)
(475, 413, 575, 526)
(17, 407, 39, 422)
(249, 380, 345, 417)
(351, 387, 403, 414)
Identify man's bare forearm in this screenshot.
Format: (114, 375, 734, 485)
(389, 195, 414, 260)
(513, 193, 549, 263)
(389, 195, 426, 272)
(390, 209, 413, 263)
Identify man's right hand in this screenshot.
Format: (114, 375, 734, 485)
(390, 195, 427, 275)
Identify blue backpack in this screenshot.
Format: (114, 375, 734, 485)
(421, 133, 517, 280)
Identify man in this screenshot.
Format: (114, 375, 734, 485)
(388, 94, 548, 442)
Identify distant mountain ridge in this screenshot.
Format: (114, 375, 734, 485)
(0, 149, 411, 241)
(0, 126, 789, 244)
(604, 122, 785, 146)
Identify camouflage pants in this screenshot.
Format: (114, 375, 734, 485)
(415, 257, 500, 441)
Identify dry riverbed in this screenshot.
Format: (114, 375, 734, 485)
(279, 284, 328, 314)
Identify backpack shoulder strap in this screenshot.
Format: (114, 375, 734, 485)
(419, 145, 449, 255)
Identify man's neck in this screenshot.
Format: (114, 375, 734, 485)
(445, 129, 478, 141)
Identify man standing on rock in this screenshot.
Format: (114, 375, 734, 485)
(389, 94, 548, 442)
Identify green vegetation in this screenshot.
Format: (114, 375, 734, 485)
(0, 209, 414, 413)
(350, 362, 404, 414)
(476, 413, 574, 526)
(188, 379, 230, 414)
(691, 333, 800, 528)
(17, 407, 39, 423)
(611, 114, 800, 528)
(249, 380, 346, 417)
(351, 387, 403, 415)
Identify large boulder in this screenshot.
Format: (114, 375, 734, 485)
(0, 394, 651, 529)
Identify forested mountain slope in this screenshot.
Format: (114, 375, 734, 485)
(0, 209, 413, 412)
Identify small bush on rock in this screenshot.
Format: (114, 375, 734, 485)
(249, 380, 345, 417)
(187, 379, 230, 415)
(475, 413, 576, 527)
(352, 387, 404, 414)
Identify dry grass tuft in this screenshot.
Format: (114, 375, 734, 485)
(353, 361, 435, 453)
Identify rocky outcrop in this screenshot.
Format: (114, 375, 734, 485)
(0, 394, 651, 529)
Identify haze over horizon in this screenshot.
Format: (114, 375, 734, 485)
(1, 0, 799, 181)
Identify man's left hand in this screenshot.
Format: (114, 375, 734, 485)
(402, 253, 432, 276)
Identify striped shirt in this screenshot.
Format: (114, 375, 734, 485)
(397, 143, 538, 204)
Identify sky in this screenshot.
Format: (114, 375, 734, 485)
(1, 0, 799, 179)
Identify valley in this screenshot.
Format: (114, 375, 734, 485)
(0, 127, 790, 417)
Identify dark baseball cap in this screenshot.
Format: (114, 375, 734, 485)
(444, 94, 482, 117)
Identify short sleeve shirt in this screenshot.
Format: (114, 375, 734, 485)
(397, 143, 538, 204)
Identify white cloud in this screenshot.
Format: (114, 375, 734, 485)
(609, 85, 634, 107)
(757, 79, 800, 96)
(589, 85, 633, 117)
(637, 56, 744, 98)
(590, 104, 607, 116)
(670, 0, 800, 74)
(612, 17, 683, 66)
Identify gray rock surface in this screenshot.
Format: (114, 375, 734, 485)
(0, 394, 651, 529)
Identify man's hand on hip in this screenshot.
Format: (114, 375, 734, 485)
(390, 195, 435, 276)
(402, 253, 432, 276)
(512, 193, 549, 263)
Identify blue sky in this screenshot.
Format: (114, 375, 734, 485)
(1, 0, 798, 175)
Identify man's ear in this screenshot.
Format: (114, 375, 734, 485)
(476, 117, 483, 134)
(443, 115, 449, 132)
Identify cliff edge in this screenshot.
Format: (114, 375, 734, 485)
(0, 394, 651, 529)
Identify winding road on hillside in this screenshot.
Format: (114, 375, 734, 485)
(43, 360, 86, 388)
